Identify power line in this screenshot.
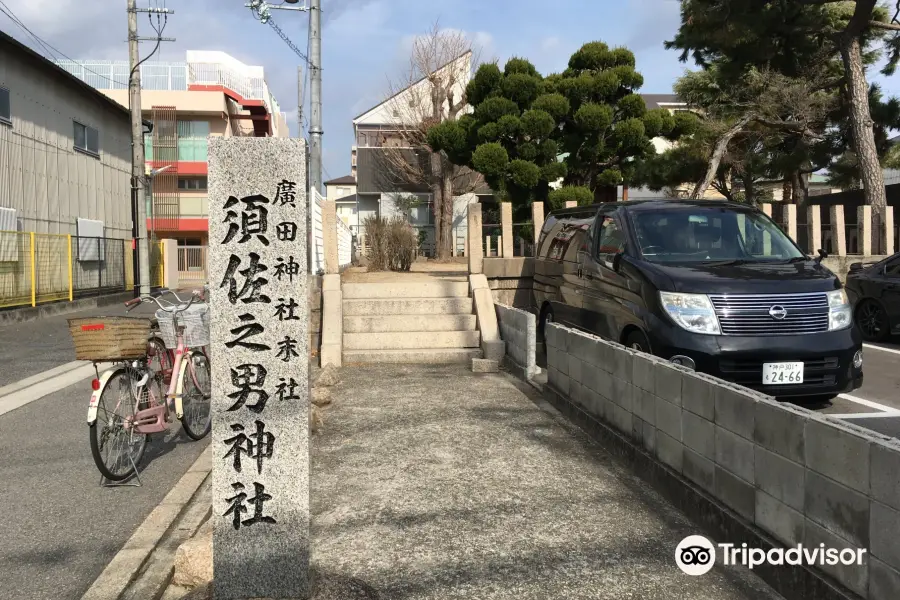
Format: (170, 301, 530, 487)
(0, 0, 129, 88)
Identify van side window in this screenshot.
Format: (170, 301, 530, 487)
(885, 258, 900, 278)
(596, 217, 625, 260)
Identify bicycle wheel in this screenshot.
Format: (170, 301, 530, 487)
(180, 351, 211, 440)
(89, 368, 149, 481)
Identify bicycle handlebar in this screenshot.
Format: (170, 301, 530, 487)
(125, 289, 202, 314)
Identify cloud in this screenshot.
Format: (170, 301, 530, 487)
(541, 36, 560, 52)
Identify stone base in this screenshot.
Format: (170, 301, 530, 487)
(472, 358, 499, 373)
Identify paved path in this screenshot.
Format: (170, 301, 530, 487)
(0, 366, 208, 600)
(311, 364, 780, 599)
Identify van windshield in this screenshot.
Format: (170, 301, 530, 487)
(630, 207, 805, 264)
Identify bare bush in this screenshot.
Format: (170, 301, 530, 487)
(362, 215, 418, 272)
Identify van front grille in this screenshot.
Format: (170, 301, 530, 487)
(708, 293, 830, 336)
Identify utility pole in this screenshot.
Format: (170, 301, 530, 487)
(127, 0, 150, 296)
(127, 0, 174, 295)
(309, 0, 323, 194)
(297, 65, 304, 137)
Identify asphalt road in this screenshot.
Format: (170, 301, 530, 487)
(0, 377, 208, 600)
(804, 340, 900, 439)
(0, 300, 165, 388)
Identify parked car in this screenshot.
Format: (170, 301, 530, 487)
(534, 199, 863, 401)
(845, 252, 900, 342)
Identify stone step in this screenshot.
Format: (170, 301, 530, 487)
(344, 330, 481, 351)
(342, 348, 482, 365)
(341, 281, 470, 299)
(342, 297, 473, 316)
(343, 314, 477, 333)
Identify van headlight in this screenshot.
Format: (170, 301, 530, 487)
(827, 289, 852, 331)
(659, 292, 721, 335)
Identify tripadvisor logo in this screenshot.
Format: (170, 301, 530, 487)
(675, 535, 867, 576)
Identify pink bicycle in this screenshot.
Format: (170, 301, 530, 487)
(72, 290, 211, 482)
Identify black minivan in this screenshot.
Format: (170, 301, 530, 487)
(534, 199, 863, 400)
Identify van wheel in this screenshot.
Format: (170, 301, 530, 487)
(539, 306, 554, 341)
(624, 330, 651, 354)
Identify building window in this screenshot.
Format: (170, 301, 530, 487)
(336, 186, 350, 197)
(74, 121, 100, 157)
(178, 177, 208, 190)
(177, 120, 210, 161)
(0, 87, 10, 125)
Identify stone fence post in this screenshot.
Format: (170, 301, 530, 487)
(322, 199, 338, 274)
(807, 205, 822, 255)
(208, 138, 310, 599)
(467, 202, 483, 274)
(830, 205, 847, 256)
(886, 207, 895, 255)
(564, 200, 577, 208)
(531, 202, 544, 257)
(783, 204, 797, 243)
(501, 202, 513, 258)
(858, 205, 872, 256)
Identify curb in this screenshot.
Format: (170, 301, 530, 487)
(80, 446, 212, 600)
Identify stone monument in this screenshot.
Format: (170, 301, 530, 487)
(207, 137, 310, 599)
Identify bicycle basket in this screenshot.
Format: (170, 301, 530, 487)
(155, 304, 210, 350)
(68, 317, 152, 361)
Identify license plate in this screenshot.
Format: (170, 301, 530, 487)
(762, 362, 804, 385)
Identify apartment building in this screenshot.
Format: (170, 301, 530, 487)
(59, 50, 289, 245)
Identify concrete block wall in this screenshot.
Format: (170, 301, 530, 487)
(484, 257, 536, 310)
(544, 322, 900, 600)
(495, 303, 537, 379)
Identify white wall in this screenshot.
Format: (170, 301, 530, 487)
(0, 44, 132, 237)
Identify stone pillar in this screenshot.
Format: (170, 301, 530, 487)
(830, 205, 847, 256)
(207, 138, 309, 599)
(501, 202, 513, 258)
(783, 204, 797, 242)
(532, 202, 545, 257)
(564, 200, 577, 208)
(161, 238, 179, 289)
(485, 235, 492, 258)
(858, 205, 872, 256)
(320, 274, 342, 367)
(467, 202, 483, 274)
(886, 207, 895, 255)
(807, 205, 822, 255)
(322, 199, 338, 274)
(760, 203, 773, 255)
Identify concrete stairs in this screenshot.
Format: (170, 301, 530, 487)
(341, 280, 482, 364)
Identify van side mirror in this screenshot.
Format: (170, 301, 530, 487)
(849, 262, 863, 273)
(612, 252, 623, 273)
(815, 249, 828, 264)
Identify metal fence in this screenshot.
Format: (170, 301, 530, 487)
(178, 245, 207, 287)
(0, 232, 134, 309)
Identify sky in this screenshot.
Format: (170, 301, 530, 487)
(3, 0, 900, 182)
